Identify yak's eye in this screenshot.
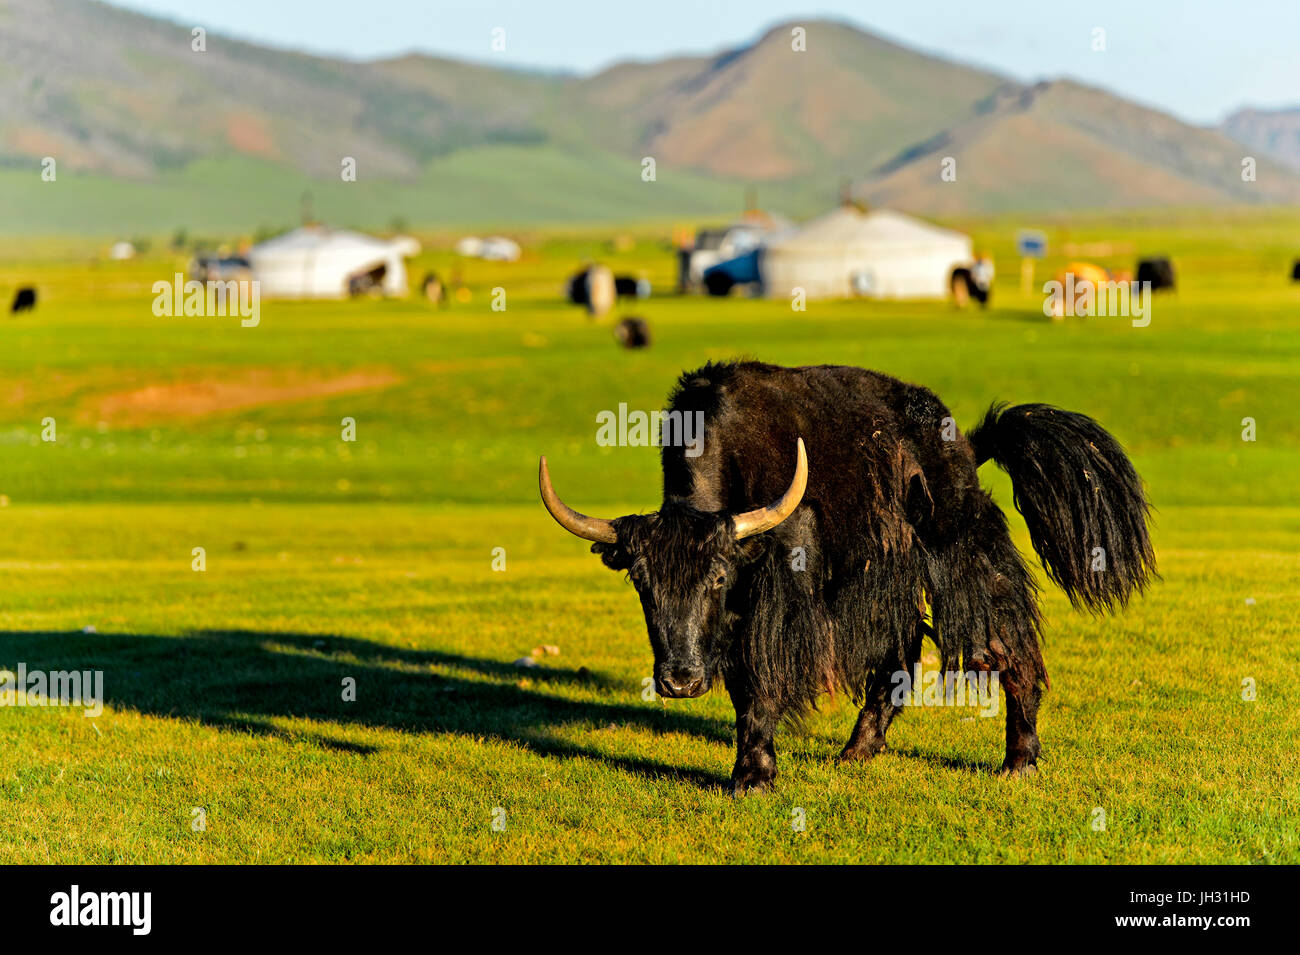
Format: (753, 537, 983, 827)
(711, 568, 727, 589)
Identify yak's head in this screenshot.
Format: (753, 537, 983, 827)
(539, 439, 806, 699)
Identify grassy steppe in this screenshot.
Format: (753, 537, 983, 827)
(1, 213, 1297, 862)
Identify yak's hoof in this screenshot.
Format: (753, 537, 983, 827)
(838, 739, 885, 763)
(998, 760, 1039, 778)
(730, 769, 776, 797)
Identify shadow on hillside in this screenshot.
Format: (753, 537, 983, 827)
(0, 629, 733, 790)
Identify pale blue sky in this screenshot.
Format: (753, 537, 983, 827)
(107, 0, 1297, 124)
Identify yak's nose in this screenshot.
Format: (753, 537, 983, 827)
(659, 667, 707, 698)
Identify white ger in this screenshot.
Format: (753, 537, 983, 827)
(249, 226, 421, 299)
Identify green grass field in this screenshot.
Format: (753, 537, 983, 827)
(1, 212, 1297, 863)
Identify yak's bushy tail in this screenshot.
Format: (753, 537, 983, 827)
(968, 403, 1156, 613)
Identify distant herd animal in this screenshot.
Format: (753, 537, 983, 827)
(565, 267, 654, 348)
(421, 271, 445, 305)
(614, 275, 650, 300)
(566, 265, 616, 317)
(541, 361, 1155, 794)
(10, 286, 36, 314)
(614, 317, 651, 349)
(1136, 257, 1176, 292)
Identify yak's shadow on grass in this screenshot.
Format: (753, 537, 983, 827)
(0, 629, 733, 790)
(884, 745, 1001, 776)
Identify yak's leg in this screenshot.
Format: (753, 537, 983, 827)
(979, 502, 1048, 776)
(839, 620, 925, 762)
(838, 672, 897, 762)
(727, 678, 779, 796)
(931, 491, 1049, 776)
(996, 657, 1043, 776)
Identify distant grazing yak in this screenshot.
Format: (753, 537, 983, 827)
(614, 317, 651, 349)
(421, 271, 445, 306)
(614, 275, 650, 300)
(11, 287, 36, 314)
(566, 265, 615, 317)
(1136, 257, 1176, 292)
(541, 361, 1155, 794)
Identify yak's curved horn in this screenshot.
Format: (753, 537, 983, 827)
(732, 438, 808, 540)
(539, 455, 618, 543)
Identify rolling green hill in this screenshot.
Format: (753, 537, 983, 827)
(0, 150, 771, 238)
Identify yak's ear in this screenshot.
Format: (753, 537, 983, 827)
(591, 541, 632, 571)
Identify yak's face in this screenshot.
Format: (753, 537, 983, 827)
(593, 509, 745, 698)
(538, 438, 807, 701)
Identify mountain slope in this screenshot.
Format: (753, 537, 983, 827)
(860, 81, 1300, 214)
(567, 22, 1008, 180)
(2, 1, 1298, 232)
(1221, 107, 1300, 172)
(0, 0, 548, 179)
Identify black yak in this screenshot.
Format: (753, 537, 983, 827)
(614, 275, 650, 300)
(11, 287, 36, 314)
(614, 317, 651, 349)
(540, 361, 1155, 794)
(1136, 257, 1176, 292)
